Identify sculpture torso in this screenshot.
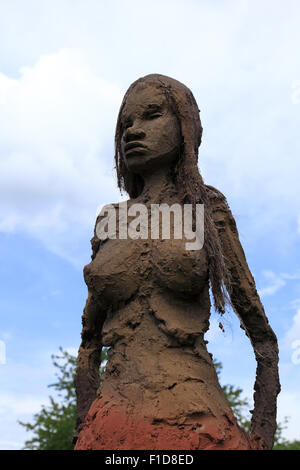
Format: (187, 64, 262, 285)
(77, 185, 252, 450)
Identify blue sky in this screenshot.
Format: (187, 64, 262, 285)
(0, 0, 300, 449)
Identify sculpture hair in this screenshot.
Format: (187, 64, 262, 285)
(115, 74, 231, 314)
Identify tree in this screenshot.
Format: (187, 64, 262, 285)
(272, 417, 300, 450)
(214, 360, 250, 430)
(214, 359, 300, 450)
(19, 347, 107, 450)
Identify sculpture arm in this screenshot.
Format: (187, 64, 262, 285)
(73, 291, 105, 442)
(207, 185, 280, 450)
(73, 226, 105, 443)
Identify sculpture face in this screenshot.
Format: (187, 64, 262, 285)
(120, 84, 181, 174)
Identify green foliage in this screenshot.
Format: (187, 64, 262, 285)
(214, 359, 251, 430)
(273, 440, 300, 450)
(19, 346, 108, 450)
(272, 417, 300, 450)
(213, 359, 300, 450)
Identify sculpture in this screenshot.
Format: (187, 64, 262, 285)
(74, 74, 280, 450)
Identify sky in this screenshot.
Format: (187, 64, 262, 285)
(0, 0, 300, 449)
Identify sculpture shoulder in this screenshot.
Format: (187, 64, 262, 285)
(205, 185, 238, 233)
(93, 201, 121, 228)
(205, 185, 229, 210)
(90, 201, 122, 260)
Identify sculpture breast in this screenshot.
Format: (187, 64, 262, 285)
(84, 222, 209, 314)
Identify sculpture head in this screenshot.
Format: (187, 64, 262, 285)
(115, 74, 203, 198)
(119, 83, 181, 176)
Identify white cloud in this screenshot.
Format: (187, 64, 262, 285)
(0, 346, 77, 449)
(0, 48, 123, 264)
(281, 271, 300, 281)
(258, 270, 286, 297)
(0, 393, 48, 416)
(0, 2, 299, 262)
(283, 309, 300, 345)
(0, 392, 50, 450)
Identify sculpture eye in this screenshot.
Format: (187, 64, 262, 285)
(147, 112, 162, 120)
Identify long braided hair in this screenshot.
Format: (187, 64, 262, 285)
(114, 74, 231, 314)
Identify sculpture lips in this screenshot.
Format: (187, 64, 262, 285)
(125, 141, 147, 156)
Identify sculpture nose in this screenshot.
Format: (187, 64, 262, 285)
(124, 126, 146, 143)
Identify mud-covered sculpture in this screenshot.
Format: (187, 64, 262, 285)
(74, 74, 280, 450)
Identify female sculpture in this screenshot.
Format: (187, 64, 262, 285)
(74, 74, 280, 450)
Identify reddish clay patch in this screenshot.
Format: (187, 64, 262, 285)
(75, 397, 253, 450)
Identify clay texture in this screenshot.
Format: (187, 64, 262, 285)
(74, 74, 280, 450)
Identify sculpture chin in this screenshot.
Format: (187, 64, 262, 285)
(124, 147, 180, 175)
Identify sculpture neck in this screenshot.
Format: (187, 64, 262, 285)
(139, 166, 175, 201)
